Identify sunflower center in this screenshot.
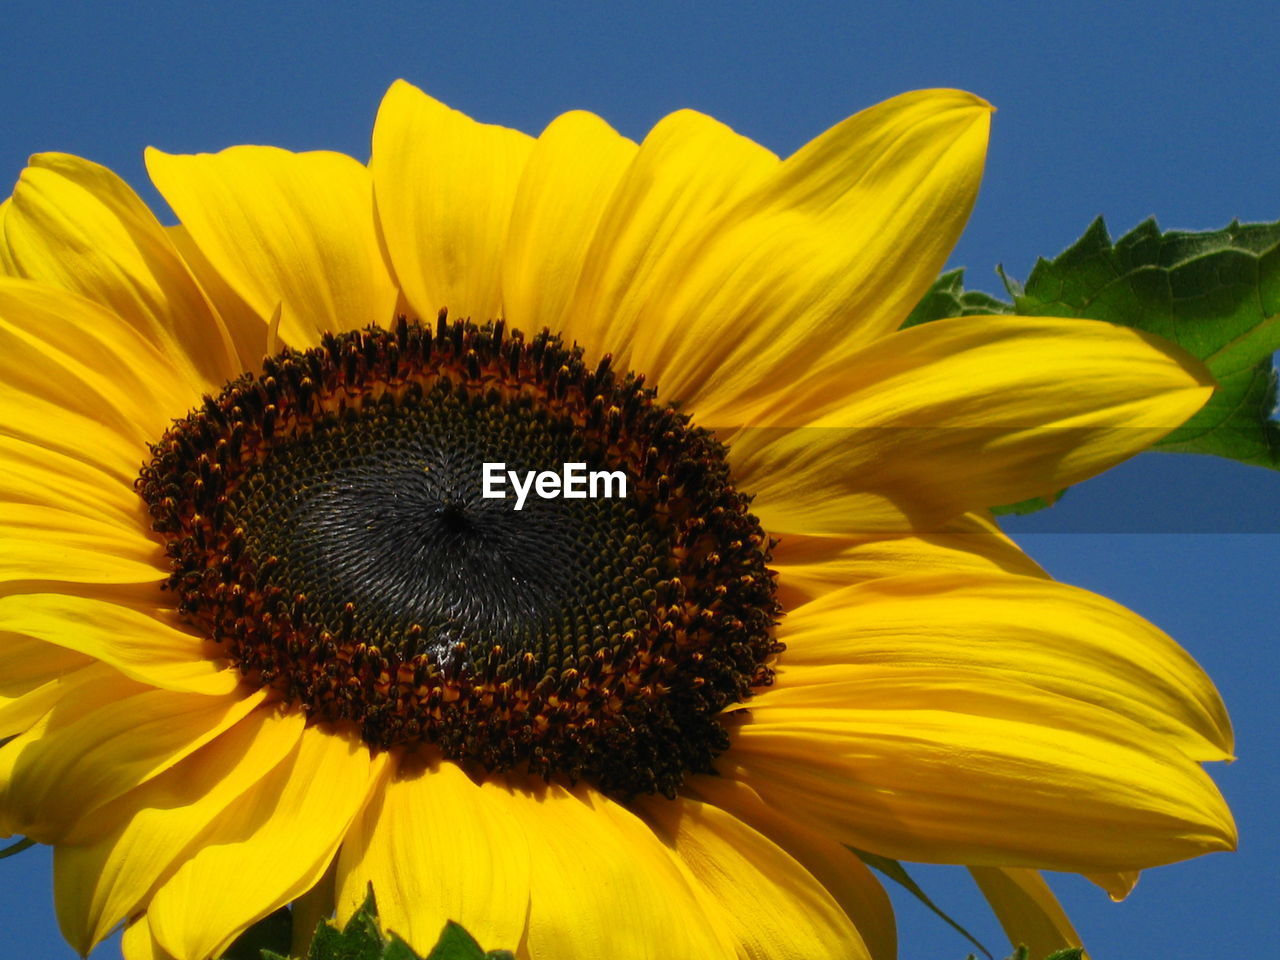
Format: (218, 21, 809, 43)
(137, 315, 781, 796)
(230, 384, 668, 654)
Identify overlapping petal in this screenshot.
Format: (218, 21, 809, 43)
(628, 90, 992, 417)
(969, 866, 1084, 958)
(0, 681, 263, 841)
(0, 278, 197, 473)
(639, 792, 871, 960)
(336, 761, 530, 954)
(121, 915, 176, 960)
(0, 594, 238, 695)
(2, 154, 238, 389)
(558, 108, 777, 359)
(776, 572, 1232, 761)
(0, 639, 96, 739)
(147, 145, 397, 348)
(0, 633, 89, 706)
(1, 505, 166, 588)
(165, 224, 270, 369)
(686, 774, 896, 960)
(147, 728, 383, 960)
(728, 315, 1214, 534)
(0, 435, 146, 530)
(502, 110, 637, 336)
(372, 80, 533, 324)
(501, 783, 732, 959)
(54, 706, 305, 954)
(731, 665, 1236, 872)
(771, 511, 1045, 608)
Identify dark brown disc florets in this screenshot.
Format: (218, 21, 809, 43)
(137, 313, 781, 796)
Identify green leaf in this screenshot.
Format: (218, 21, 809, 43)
(904, 217, 1280, 514)
(852, 849, 993, 959)
(901, 268, 1013, 328)
(1014, 216, 1280, 468)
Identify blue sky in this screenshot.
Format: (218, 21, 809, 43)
(1, 1, 1276, 957)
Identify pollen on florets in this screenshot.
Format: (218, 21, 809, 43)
(136, 313, 781, 797)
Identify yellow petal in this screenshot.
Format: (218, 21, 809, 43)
(166, 223, 270, 370)
(121, 914, 178, 960)
(0, 632, 91, 702)
(1085, 870, 1141, 901)
(772, 511, 1044, 609)
(372, 80, 533, 323)
(291, 859, 337, 960)
(726, 315, 1214, 535)
(0, 681, 263, 841)
(502, 781, 731, 959)
(0, 394, 144, 491)
(732, 665, 1236, 872)
(336, 760, 530, 954)
(0, 676, 68, 740)
(54, 705, 305, 954)
(635, 90, 992, 419)
(969, 867, 1085, 959)
(0, 277, 198, 467)
(688, 774, 896, 960)
(146, 145, 397, 348)
(0, 659, 104, 741)
(638, 793, 871, 960)
(562, 107, 778, 361)
(0, 435, 145, 530)
(3, 153, 238, 389)
(148, 727, 382, 960)
(0, 594, 237, 695)
(0, 505, 166, 587)
(0, 197, 17, 274)
(776, 572, 1232, 761)
(502, 110, 637, 335)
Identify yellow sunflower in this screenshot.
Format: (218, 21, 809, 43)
(0, 79, 1235, 960)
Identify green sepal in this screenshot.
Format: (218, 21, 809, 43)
(242, 890, 512, 960)
(968, 949, 1023, 960)
(852, 849, 992, 959)
(301, 898, 385, 960)
(975, 947, 1085, 960)
(989, 489, 1066, 517)
(296, 891, 419, 960)
(0, 836, 35, 861)
(423, 920, 514, 960)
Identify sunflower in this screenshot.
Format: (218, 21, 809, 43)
(0, 79, 1235, 960)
